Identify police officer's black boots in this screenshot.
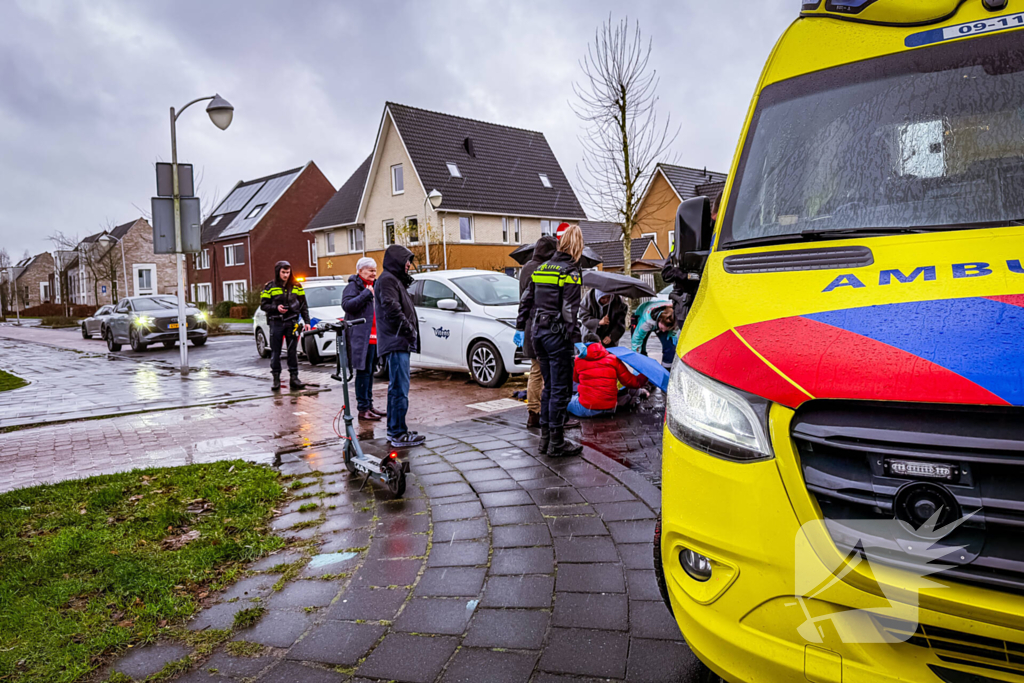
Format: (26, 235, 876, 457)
(271, 373, 281, 391)
(548, 427, 583, 458)
(539, 427, 550, 456)
(289, 373, 306, 391)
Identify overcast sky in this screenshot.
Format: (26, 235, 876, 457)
(0, 0, 795, 259)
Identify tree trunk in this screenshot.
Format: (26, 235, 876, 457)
(622, 231, 632, 278)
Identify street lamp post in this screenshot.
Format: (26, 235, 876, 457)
(169, 94, 233, 377)
(423, 189, 442, 267)
(98, 233, 129, 305)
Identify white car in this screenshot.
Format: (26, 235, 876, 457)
(407, 269, 528, 387)
(253, 270, 529, 387)
(253, 276, 349, 365)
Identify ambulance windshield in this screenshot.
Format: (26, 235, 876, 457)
(722, 31, 1024, 248)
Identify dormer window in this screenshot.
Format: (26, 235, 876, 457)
(447, 163, 461, 178)
(538, 173, 552, 188)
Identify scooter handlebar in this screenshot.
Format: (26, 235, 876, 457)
(310, 318, 366, 337)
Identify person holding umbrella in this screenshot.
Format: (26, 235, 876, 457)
(515, 235, 557, 428)
(580, 289, 628, 347)
(516, 224, 586, 458)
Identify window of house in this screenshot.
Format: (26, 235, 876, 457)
(40, 282, 50, 302)
(503, 217, 520, 244)
(307, 239, 317, 267)
(224, 243, 245, 266)
(459, 216, 473, 242)
(538, 173, 552, 188)
(540, 220, 555, 236)
(384, 220, 396, 246)
(197, 283, 212, 305)
(447, 162, 461, 178)
(193, 248, 209, 270)
(223, 280, 246, 302)
(348, 227, 364, 252)
(326, 231, 336, 255)
(245, 204, 266, 220)
(134, 264, 156, 296)
(392, 164, 404, 194)
(406, 217, 419, 244)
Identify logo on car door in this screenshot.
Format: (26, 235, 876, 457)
(432, 326, 450, 339)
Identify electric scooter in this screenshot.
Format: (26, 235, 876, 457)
(310, 318, 408, 498)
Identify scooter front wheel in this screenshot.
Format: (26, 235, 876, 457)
(381, 459, 406, 499)
(344, 443, 358, 474)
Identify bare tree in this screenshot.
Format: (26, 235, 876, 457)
(573, 16, 678, 278)
(48, 231, 82, 315)
(0, 247, 11, 320)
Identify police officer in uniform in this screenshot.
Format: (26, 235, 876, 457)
(515, 224, 586, 458)
(260, 260, 311, 391)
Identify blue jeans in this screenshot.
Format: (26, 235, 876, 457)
(568, 394, 612, 418)
(386, 351, 411, 438)
(657, 331, 676, 368)
(355, 344, 377, 412)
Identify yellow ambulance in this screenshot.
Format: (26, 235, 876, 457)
(656, 1, 1024, 681)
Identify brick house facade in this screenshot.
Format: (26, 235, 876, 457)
(188, 162, 334, 305)
(13, 252, 56, 308)
(305, 103, 586, 276)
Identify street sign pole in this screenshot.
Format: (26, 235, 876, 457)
(170, 107, 190, 377)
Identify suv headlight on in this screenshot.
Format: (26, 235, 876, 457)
(666, 361, 773, 462)
(135, 315, 155, 328)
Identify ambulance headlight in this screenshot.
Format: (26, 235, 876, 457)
(666, 362, 773, 462)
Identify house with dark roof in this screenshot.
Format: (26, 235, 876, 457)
(633, 163, 728, 256)
(11, 252, 54, 308)
(189, 162, 335, 305)
(587, 236, 663, 274)
(304, 102, 587, 275)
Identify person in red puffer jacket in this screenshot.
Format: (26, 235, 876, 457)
(569, 342, 648, 418)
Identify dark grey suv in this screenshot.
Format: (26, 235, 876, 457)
(105, 296, 208, 352)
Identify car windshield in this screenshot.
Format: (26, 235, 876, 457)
(722, 31, 1024, 248)
(451, 273, 520, 305)
(305, 286, 344, 308)
(132, 298, 177, 311)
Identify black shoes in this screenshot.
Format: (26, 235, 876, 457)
(289, 374, 306, 390)
(390, 432, 426, 448)
(271, 373, 281, 391)
(539, 427, 550, 456)
(548, 427, 583, 458)
(564, 418, 581, 429)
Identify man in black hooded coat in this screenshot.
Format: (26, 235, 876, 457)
(374, 245, 424, 447)
(259, 260, 310, 391)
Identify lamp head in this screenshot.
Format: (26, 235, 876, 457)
(206, 94, 234, 130)
(428, 189, 442, 210)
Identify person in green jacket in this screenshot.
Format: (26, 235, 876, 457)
(631, 301, 678, 369)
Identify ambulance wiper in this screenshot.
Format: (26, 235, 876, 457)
(798, 226, 924, 239)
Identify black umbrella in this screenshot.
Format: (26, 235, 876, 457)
(582, 270, 656, 299)
(509, 243, 604, 269)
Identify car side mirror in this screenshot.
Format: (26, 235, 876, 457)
(437, 299, 458, 311)
(673, 196, 713, 263)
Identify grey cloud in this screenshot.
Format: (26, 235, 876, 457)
(0, 0, 794, 257)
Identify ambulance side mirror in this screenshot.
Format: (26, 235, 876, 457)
(672, 196, 713, 263)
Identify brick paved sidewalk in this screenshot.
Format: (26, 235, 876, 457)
(0, 338, 273, 429)
(102, 420, 705, 683)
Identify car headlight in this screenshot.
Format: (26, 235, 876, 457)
(194, 310, 206, 321)
(497, 318, 517, 328)
(135, 316, 155, 328)
(666, 361, 773, 462)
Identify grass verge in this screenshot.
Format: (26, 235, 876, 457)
(0, 460, 285, 682)
(0, 369, 27, 392)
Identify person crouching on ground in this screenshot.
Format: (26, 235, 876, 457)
(343, 256, 385, 422)
(631, 302, 679, 370)
(580, 289, 627, 347)
(515, 234, 557, 429)
(516, 224, 586, 458)
(569, 342, 649, 418)
(260, 260, 310, 391)
(375, 245, 425, 448)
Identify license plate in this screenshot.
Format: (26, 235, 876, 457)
(169, 323, 186, 329)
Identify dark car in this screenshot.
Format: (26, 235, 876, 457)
(81, 304, 115, 339)
(104, 296, 208, 352)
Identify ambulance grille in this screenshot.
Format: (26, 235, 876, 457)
(791, 400, 1024, 595)
(875, 617, 1024, 681)
(722, 245, 873, 273)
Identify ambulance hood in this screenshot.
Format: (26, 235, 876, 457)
(681, 227, 1024, 408)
